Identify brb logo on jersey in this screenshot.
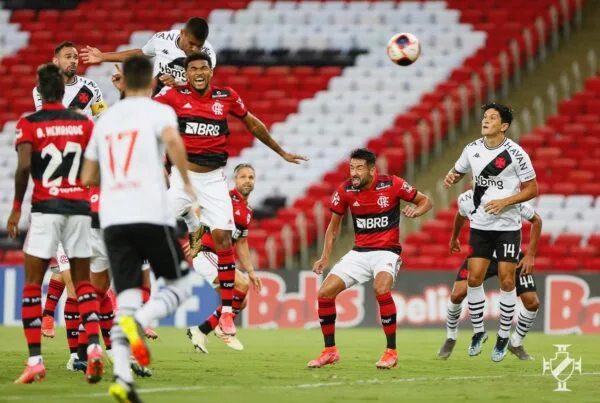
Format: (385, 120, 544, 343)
(475, 175, 504, 189)
(356, 216, 389, 229)
(184, 122, 221, 136)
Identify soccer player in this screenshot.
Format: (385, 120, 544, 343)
(443, 103, 538, 362)
(309, 148, 432, 369)
(187, 163, 262, 353)
(152, 51, 306, 337)
(438, 189, 542, 360)
(81, 55, 195, 402)
(8, 64, 103, 384)
(80, 17, 216, 93)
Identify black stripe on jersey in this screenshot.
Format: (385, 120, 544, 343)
(68, 85, 94, 111)
(25, 109, 89, 123)
(32, 199, 90, 215)
(187, 152, 228, 168)
(178, 116, 229, 137)
(472, 149, 512, 213)
(353, 245, 401, 255)
(30, 151, 81, 182)
(352, 207, 400, 234)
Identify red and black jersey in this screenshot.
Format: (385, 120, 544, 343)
(202, 188, 253, 252)
(329, 174, 417, 255)
(89, 186, 100, 228)
(15, 103, 93, 215)
(154, 84, 248, 168)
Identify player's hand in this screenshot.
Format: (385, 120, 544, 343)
(312, 257, 328, 275)
(402, 205, 419, 218)
(443, 170, 462, 188)
(7, 209, 21, 239)
(449, 238, 461, 254)
(517, 253, 535, 275)
(80, 46, 104, 64)
(111, 64, 124, 91)
(484, 199, 508, 215)
(281, 151, 308, 164)
(159, 74, 178, 87)
(248, 270, 262, 292)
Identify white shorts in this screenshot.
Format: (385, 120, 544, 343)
(51, 243, 71, 273)
(328, 250, 402, 288)
(90, 228, 110, 273)
(193, 250, 219, 288)
(168, 168, 235, 232)
(24, 213, 91, 260)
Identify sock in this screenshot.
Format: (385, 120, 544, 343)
(141, 285, 151, 305)
(318, 297, 336, 347)
(182, 209, 200, 233)
(377, 292, 397, 350)
(199, 306, 222, 335)
(77, 323, 88, 361)
(22, 284, 42, 358)
(43, 279, 65, 317)
(76, 281, 101, 346)
(467, 285, 486, 334)
(27, 355, 42, 366)
(97, 289, 114, 351)
(64, 297, 80, 354)
(216, 249, 236, 313)
(446, 301, 462, 340)
(135, 274, 192, 328)
(498, 288, 517, 339)
(232, 289, 247, 315)
(511, 307, 538, 347)
(111, 289, 142, 385)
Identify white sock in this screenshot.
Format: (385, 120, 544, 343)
(446, 301, 462, 340)
(110, 324, 133, 384)
(27, 355, 42, 366)
(70, 352, 78, 359)
(222, 306, 233, 314)
(511, 307, 538, 347)
(135, 274, 192, 328)
(182, 209, 200, 233)
(86, 343, 102, 354)
(467, 285, 485, 333)
(498, 288, 517, 339)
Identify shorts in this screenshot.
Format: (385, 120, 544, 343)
(193, 249, 219, 288)
(469, 228, 521, 263)
(24, 213, 91, 260)
(103, 223, 188, 294)
(90, 228, 110, 274)
(51, 243, 71, 273)
(168, 168, 235, 232)
(328, 249, 401, 288)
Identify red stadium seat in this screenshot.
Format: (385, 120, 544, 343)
(582, 258, 600, 271)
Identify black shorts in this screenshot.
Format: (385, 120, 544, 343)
(469, 228, 521, 263)
(104, 223, 189, 294)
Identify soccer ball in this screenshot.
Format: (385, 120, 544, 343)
(386, 33, 421, 66)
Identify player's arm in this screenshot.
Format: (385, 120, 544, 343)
(449, 211, 468, 254)
(484, 178, 539, 215)
(235, 237, 262, 291)
(313, 212, 344, 275)
(518, 212, 542, 275)
(80, 46, 144, 64)
(401, 192, 432, 218)
(81, 159, 100, 186)
(240, 112, 307, 164)
(7, 143, 32, 239)
(444, 146, 470, 188)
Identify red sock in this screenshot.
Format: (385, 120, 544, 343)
(77, 322, 88, 360)
(43, 278, 65, 318)
(376, 292, 397, 350)
(64, 297, 80, 354)
(22, 284, 42, 357)
(216, 249, 235, 310)
(76, 281, 100, 345)
(141, 285, 151, 304)
(232, 289, 247, 315)
(198, 306, 222, 335)
(318, 297, 336, 347)
(97, 289, 114, 350)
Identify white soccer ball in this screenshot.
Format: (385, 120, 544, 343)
(386, 32, 421, 66)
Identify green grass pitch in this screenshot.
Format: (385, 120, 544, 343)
(0, 327, 598, 402)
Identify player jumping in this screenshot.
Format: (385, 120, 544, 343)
(309, 148, 432, 369)
(438, 189, 542, 360)
(444, 103, 538, 362)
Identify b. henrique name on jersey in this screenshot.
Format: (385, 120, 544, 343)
(329, 175, 417, 255)
(154, 85, 247, 168)
(454, 137, 536, 231)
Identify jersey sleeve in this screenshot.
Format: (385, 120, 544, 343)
(154, 103, 178, 137)
(153, 86, 176, 107)
(228, 88, 248, 119)
(84, 123, 100, 162)
(394, 176, 418, 202)
(457, 195, 470, 217)
(514, 148, 536, 182)
(15, 118, 34, 149)
(32, 87, 42, 111)
(329, 185, 348, 215)
(454, 146, 471, 174)
(90, 81, 107, 117)
(141, 34, 157, 57)
(519, 202, 535, 221)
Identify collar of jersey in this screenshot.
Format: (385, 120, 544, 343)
(175, 35, 183, 50)
(42, 102, 65, 110)
(187, 83, 212, 99)
(483, 136, 507, 150)
(231, 188, 247, 205)
(65, 75, 78, 86)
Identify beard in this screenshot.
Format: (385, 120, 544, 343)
(64, 69, 76, 79)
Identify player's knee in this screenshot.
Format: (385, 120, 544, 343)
(467, 277, 483, 288)
(50, 272, 64, 283)
(499, 277, 515, 291)
(450, 289, 466, 304)
(373, 284, 392, 296)
(214, 235, 232, 250)
(318, 287, 337, 299)
(235, 277, 249, 293)
(522, 294, 540, 311)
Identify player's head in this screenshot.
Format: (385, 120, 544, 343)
(37, 63, 65, 104)
(481, 103, 513, 136)
(180, 17, 209, 56)
(349, 148, 377, 189)
(122, 55, 154, 94)
(185, 52, 213, 92)
(53, 41, 78, 79)
(233, 163, 256, 197)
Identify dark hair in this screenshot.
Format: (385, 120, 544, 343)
(54, 41, 76, 56)
(37, 63, 64, 103)
(233, 163, 255, 177)
(350, 148, 377, 166)
(122, 55, 153, 90)
(185, 17, 209, 41)
(481, 103, 513, 126)
(184, 51, 213, 70)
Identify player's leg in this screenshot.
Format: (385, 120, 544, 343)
(168, 169, 204, 256)
(438, 266, 467, 359)
(41, 271, 65, 338)
(90, 230, 114, 361)
(509, 271, 539, 360)
(140, 264, 158, 339)
(212, 270, 249, 351)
